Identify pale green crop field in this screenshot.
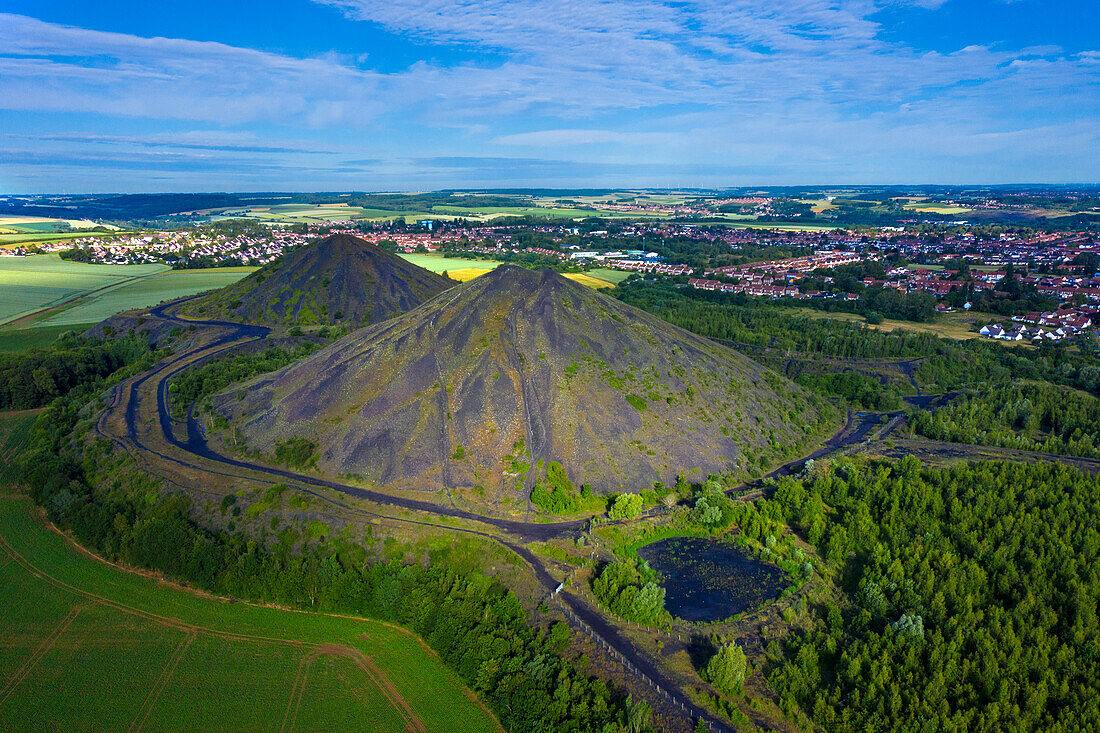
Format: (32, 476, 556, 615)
(585, 268, 631, 285)
(397, 252, 501, 273)
(37, 268, 256, 327)
(0, 255, 168, 325)
(0, 495, 500, 733)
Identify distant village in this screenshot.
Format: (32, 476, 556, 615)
(6, 218, 1097, 341)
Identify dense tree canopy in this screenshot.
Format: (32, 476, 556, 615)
(0, 332, 153, 409)
(912, 381, 1100, 458)
(755, 458, 1100, 732)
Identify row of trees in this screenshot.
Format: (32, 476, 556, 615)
(168, 343, 320, 417)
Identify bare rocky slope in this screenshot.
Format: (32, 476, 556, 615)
(212, 266, 827, 496)
(179, 233, 453, 326)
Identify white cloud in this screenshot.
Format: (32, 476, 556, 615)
(0, 3, 1097, 187)
(0, 13, 386, 125)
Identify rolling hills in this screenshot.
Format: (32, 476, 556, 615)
(211, 266, 822, 498)
(179, 233, 453, 326)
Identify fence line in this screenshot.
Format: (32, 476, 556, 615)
(554, 597, 727, 733)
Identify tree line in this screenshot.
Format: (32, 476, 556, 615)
(912, 381, 1100, 458)
(0, 332, 155, 410)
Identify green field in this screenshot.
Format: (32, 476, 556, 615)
(211, 201, 667, 224)
(397, 252, 501, 274)
(585, 268, 631, 285)
(0, 255, 168, 325)
(0, 232, 121, 247)
(0, 493, 500, 733)
(36, 268, 256, 327)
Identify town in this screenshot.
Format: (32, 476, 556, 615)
(10, 216, 1097, 342)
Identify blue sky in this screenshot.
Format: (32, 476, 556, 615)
(1, 0, 1097, 192)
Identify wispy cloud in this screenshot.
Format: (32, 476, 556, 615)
(0, 2, 1097, 189)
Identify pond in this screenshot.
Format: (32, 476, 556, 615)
(637, 536, 788, 622)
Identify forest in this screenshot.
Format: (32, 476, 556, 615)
(796, 372, 904, 411)
(740, 457, 1099, 732)
(912, 381, 1100, 458)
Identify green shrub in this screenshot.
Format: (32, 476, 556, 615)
(274, 437, 317, 468)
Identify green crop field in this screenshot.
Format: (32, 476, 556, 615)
(36, 268, 256, 327)
(0, 232, 120, 247)
(0, 412, 39, 483)
(397, 252, 501, 274)
(585, 268, 631, 285)
(0, 255, 168, 325)
(0, 494, 500, 733)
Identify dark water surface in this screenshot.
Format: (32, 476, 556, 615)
(637, 536, 788, 622)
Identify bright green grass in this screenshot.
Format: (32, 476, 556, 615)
(0, 555, 76, 682)
(144, 635, 303, 732)
(397, 252, 501, 273)
(0, 497, 500, 732)
(37, 269, 256, 327)
(0, 605, 189, 732)
(585, 268, 631, 285)
(0, 254, 168, 325)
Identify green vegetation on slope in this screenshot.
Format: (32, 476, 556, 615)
(214, 266, 829, 494)
(180, 233, 452, 327)
(168, 343, 321, 418)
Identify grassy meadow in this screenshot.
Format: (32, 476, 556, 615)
(780, 306, 989, 341)
(0, 325, 89, 354)
(0, 493, 500, 733)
